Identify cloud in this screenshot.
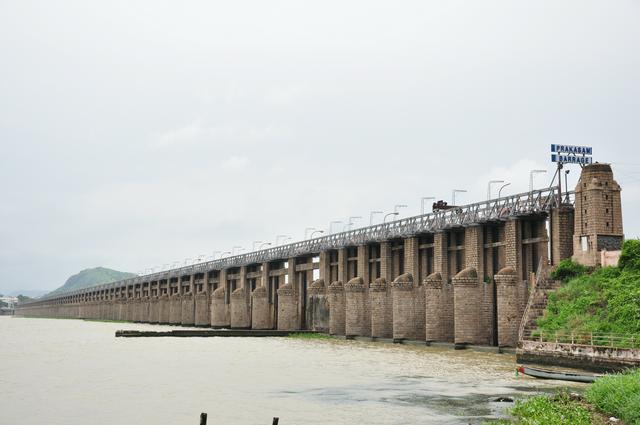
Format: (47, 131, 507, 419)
(221, 155, 249, 170)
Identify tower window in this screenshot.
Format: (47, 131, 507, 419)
(606, 222, 610, 227)
(606, 208, 609, 213)
(606, 195, 609, 200)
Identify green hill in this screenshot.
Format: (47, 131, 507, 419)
(48, 267, 136, 296)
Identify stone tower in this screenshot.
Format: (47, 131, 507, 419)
(572, 163, 623, 266)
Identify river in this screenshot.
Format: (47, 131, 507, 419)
(0, 316, 577, 425)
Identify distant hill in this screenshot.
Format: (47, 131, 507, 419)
(8, 289, 48, 298)
(48, 267, 136, 296)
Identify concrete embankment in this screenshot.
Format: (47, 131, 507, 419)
(517, 340, 640, 373)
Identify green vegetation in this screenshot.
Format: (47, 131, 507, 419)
(487, 371, 640, 424)
(507, 391, 596, 425)
(485, 391, 603, 424)
(586, 368, 640, 424)
(550, 258, 587, 282)
(537, 240, 640, 340)
(288, 332, 335, 340)
(16, 295, 33, 303)
(0, 299, 7, 308)
(48, 267, 136, 296)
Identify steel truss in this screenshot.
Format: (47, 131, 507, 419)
(32, 187, 574, 302)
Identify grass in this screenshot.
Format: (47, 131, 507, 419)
(486, 370, 640, 424)
(485, 390, 607, 425)
(586, 368, 640, 424)
(536, 240, 640, 340)
(288, 332, 335, 340)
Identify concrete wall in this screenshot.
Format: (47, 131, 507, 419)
(328, 281, 345, 335)
(230, 287, 251, 329)
(276, 283, 297, 331)
(251, 286, 271, 330)
(306, 279, 329, 332)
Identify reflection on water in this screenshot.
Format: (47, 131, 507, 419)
(0, 317, 580, 425)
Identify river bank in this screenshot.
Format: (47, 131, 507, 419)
(487, 369, 639, 424)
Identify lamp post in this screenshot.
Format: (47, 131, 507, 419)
(219, 251, 231, 259)
(304, 228, 316, 239)
(310, 230, 324, 238)
(529, 169, 547, 193)
(329, 221, 342, 234)
(383, 212, 399, 223)
(421, 197, 435, 215)
(277, 236, 291, 245)
(452, 189, 467, 205)
(259, 242, 272, 249)
(345, 216, 362, 231)
(369, 210, 383, 225)
(252, 241, 263, 251)
(394, 204, 407, 216)
(487, 180, 504, 200)
(564, 170, 570, 203)
(276, 235, 289, 245)
(498, 182, 511, 198)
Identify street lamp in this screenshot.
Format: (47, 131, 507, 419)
(394, 204, 407, 216)
(276, 236, 291, 245)
(329, 221, 342, 234)
(369, 210, 383, 225)
(529, 169, 547, 192)
(383, 212, 399, 223)
(421, 197, 435, 215)
(252, 241, 263, 251)
(452, 189, 467, 205)
(183, 258, 191, 266)
(487, 180, 504, 200)
(304, 228, 316, 239)
(310, 230, 324, 238)
(219, 251, 231, 259)
(498, 182, 512, 198)
(259, 242, 272, 249)
(232, 246, 243, 255)
(345, 216, 362, 231)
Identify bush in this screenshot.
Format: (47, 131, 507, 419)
(508, 391, 594, 425)
(551, 259, 587, 282)
(586, 368, 640, 424)
(619, 239, 640, 272)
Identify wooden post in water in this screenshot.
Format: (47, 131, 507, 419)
(200, 412, 207, 425)
(272, 418, 279, 425)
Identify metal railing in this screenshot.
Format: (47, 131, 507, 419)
(523, 328, 640, 349)
(27, 187, 573, 304)
(518, 257, 548, 342)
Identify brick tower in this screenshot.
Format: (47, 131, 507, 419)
(572, 163, 623, 266)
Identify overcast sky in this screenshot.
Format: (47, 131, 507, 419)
(1, 1, 639, 294)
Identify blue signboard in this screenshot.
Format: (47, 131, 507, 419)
(550, 144, 593, 164)
(550, 144, 593, 155)
(551, 154, 593, 164)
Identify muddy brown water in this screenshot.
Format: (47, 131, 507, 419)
(0, 316, 581, 424)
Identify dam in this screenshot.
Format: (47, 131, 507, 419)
(17, 163, 624, 349)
